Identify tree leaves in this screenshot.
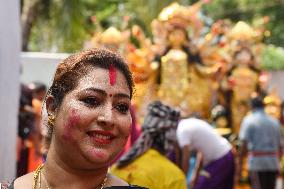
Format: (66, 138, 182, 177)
(26, 0, 284, 52)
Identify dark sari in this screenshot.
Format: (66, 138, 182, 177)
(1, 181, 147, 189)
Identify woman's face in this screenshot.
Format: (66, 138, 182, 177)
(168, 28, 186, 47)
(235, 49, 252, 65)
(51, 67, 131, 169)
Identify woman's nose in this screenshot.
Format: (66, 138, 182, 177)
(97, 103, 114, 126)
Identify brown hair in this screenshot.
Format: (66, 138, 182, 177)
(47, 48, 134, 108)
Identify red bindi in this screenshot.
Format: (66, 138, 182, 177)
(109, 94, 112, 97)
(109, 64, 116, 86)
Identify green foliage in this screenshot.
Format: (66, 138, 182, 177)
(124, 0, 180, 34)
(262, 4, 284, 47)
(29, 0, 124, 52)
(260, 45, 284, 70)
(28, 0, 284, 53)
(203, 0, 284, 47)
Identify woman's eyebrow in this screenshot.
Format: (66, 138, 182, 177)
(82, 88, 130, 99)
(82, 88, 107, 96)
(113, 93, 130, 99)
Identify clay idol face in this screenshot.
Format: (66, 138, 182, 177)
(53, 67, 131, 167)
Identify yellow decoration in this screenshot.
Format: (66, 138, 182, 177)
(264, 88, 282, 120)
(154, 2, 220, 118)
(126, 48, 156, 122)
(99, 27, 123, 45)
(158, 2, 189, 22)
(158, 49, 189, 112)
(228, 21, 255, 41)
(229, 66, 259, 133)
(157, 1, 203, 30)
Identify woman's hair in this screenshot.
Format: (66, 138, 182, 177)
(250, 95, 264, 109)
(47, 48, 134, 107)
(44, 48, 134, 142)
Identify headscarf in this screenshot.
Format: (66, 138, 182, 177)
(117, 101, 180, 168)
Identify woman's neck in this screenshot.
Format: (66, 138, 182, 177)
(44, 145, 108, 189)
(171, 44, 182, 49)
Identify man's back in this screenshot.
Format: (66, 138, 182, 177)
(177, 118, 231, 165)
(240, 109, 282, 171)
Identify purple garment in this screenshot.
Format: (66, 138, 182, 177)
(194, 151, 235, 189)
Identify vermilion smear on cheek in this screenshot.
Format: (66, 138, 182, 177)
(89, 149, 107, 159)
(109, 64, 116, 86)
(70, 109, 80, 123)
(62, 109, 80, 140)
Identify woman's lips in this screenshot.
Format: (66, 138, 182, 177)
(87, 130, 115, 145)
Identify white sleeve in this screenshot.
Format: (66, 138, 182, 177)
(176, 124, 191, 147)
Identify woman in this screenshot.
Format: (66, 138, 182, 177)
(9, 49, 147, 189)
(154, 25, 219, 118)
(226, 47, 261, 134)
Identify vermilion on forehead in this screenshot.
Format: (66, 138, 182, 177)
(75, 68, 130, 95)
(109, 64, 116, 86)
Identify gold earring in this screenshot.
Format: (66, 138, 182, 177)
(48, 114, 55, 127)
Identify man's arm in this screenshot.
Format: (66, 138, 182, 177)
(181, 145, 191, 174)
(190, 151, 203, 189)
(238, 140, 248, 181)
(193, 151, 203, 176)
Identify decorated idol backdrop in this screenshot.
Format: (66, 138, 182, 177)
(82, 1, 284, 136)
(20, 1, 284, 135)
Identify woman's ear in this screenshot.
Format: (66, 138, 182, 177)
(46, 95, 57, 116)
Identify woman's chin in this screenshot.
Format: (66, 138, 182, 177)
(84, 147, 116, 164)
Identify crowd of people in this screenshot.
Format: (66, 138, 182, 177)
(1, 48, 282, 189)
(17, 82, 47, 176)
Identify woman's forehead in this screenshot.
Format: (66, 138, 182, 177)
(76, 67, 130, 94)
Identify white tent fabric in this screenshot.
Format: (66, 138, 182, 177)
(0, 0, 21, 181)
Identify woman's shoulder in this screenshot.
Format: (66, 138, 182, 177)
(12, 172, 34, 189)
(107, 174, 128, 186)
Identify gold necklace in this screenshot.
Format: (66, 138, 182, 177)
(32, 164, 108, 189)
(33, 164, 44, 189)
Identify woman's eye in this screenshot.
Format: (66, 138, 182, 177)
(115, 104, 130, 114)
(82, 97, 100, 107)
